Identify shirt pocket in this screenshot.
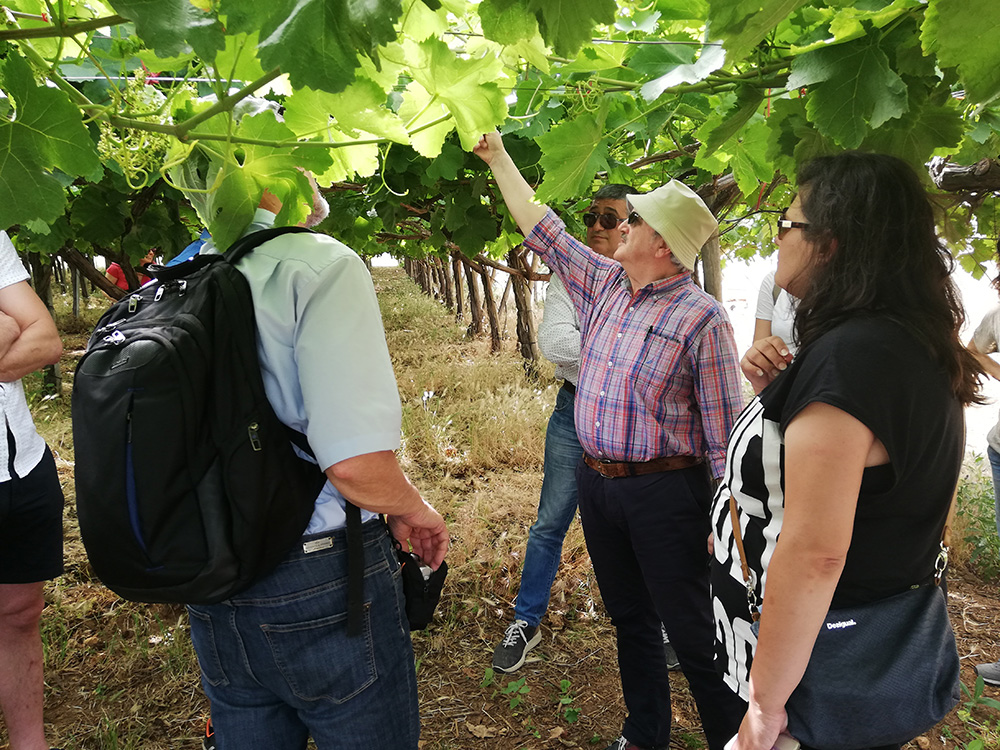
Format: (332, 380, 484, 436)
(633, 330, 686, 410)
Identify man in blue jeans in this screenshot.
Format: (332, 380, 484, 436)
(170, 98, 449, 750)
(492, 184, 639, 672)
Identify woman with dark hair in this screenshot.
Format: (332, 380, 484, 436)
(712, 152, 982, 750)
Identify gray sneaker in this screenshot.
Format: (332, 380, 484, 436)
(976, 660, 1000, 686)
(492, 619, 541, 673)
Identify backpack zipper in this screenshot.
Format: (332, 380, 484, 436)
(248, 422, 262, 451)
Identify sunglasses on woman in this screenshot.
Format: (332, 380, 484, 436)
(582, 212, 622, 229)
(777, 216, 810, 239)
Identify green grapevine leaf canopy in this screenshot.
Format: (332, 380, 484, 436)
(1, 0, 1000, 263)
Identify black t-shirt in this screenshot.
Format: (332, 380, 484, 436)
(710, 316, 963, 700)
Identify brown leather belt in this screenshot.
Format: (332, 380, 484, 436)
(583, 453, 703, 478)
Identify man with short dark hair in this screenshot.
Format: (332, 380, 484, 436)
(475, 132, 745, 750)
(492, 183, 637, 673)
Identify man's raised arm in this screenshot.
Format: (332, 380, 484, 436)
(473, 132, 548, 237)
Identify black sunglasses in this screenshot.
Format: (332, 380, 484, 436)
(627, 211, 643, 225)
(777, 218, 810, 239)
(582, 212, 621, 229)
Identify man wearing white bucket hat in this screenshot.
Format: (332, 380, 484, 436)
(475, 132, 745, 750)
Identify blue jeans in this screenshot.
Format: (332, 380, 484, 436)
(988, 445, 1000, 539)
(187, 520, 419, 750)
(514, 385, 582, 627)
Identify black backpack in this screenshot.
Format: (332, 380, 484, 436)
(73, 227, 335, 605)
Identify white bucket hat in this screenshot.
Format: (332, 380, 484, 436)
(628, 181, 718, 270)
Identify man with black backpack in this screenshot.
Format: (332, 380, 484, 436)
(72, 97, 449, 748)
(194, 185, 447, 748)
(187, 175, 448, 748)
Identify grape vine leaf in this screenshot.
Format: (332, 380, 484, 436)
(108, 0, 225, 60)
(728, 119, 772, 196)
(405, 39, 508, 152)
(827, 0, 923, 43)
(255, 0, 404, 94)
(284, 81, 408, 144)
(626, 42, 697, 79)
(0, 53, 102, 228)
(698, 85, 766, 158)
(480, 0, 539, 46)
(527, 0, 616, 58)
(400, 0, 450, 42)
(196, 111, 334, 248)
(788, 30, 907, 148)
(921, 0, 1000, 105)
(707, 0, 808, 61)
(535, 113, 611, 203)
(399, 82, 455, 158)
(640, 45, 726, 101)
(70, 184, 129, 246)
(313, 131, 380, 186)
(861, 98, 964, 168)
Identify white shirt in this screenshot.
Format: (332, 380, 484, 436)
(537, 275, 581, 385)
(0, 232, 47, 480)
(754, 269, 799, 354)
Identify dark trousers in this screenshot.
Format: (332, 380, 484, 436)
(577, 462, 745, 750)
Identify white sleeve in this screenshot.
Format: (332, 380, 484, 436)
(537, 275, 581, 369)
(755, 270, 777, 321)
(0, 232, 31, 290)
(973, 306, 1000, 354)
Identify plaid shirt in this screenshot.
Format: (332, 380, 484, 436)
(526, 210, 744, 478)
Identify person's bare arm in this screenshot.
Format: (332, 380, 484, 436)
(325, 451, 448, 569)
(472, 132, 548, 237)
(752, 318, 772, 345)
(968, 339, 1000, 381)
(0, 281, 62, 382)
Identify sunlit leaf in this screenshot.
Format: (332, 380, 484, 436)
(922, 0, 1000, 105)
(535, 113, 611, 203)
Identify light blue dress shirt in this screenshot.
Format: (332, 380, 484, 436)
(202, 210, 401, 532)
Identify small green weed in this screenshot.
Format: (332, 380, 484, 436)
(557, 678, 581, 723)
(501, 676, 531, 710)
(956, 456, 1000, 581)
(958, 676, 1000, 750)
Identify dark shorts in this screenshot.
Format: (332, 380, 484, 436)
(0, 447, 64, 583)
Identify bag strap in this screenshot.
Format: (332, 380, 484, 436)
(727, 415, 965, 618)
(230, 225, 367, 637)
(227, 226, 316, 264)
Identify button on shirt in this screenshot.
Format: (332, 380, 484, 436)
(525, 210, 744, 478)
(201, 210, 402, 533)
(0, 232, 47, 481)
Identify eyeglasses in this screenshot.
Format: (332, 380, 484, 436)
(777, 218, 810, 239)
(582, 212, 621, 230)
(627, 211, 643, 225)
